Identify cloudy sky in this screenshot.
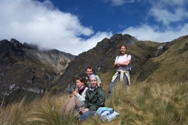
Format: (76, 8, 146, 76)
(0, 0, 188, 55)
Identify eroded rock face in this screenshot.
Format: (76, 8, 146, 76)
(0, 38, 75, 104)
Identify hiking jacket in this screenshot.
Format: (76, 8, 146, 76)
(84, 87, 105, 111)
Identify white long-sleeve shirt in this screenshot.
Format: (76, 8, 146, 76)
(75, 87, 88, 101)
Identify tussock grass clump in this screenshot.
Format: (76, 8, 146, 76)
(105, 82, 188, 125)
(0, 81, 188, 125)
(25, 96, 63, 125)
(0, 97, 29, 125)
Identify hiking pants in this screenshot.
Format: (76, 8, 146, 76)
(106, 72, 128, 99)
(61, 96, 83, 115)
(78, 111, 96, 121)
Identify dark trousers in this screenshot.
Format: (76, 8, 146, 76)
(78, 111, 96, 121)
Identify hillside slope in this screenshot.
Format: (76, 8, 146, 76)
(142, 35, 188, 83)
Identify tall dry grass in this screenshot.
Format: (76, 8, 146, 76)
(0, 81, 188, 125)
(104, 82, 188, 125)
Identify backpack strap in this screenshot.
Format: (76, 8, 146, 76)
(126, 54, 131, 74)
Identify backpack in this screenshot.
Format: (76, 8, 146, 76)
(128, 63, 132, 75)
(95, 107, 120, 122)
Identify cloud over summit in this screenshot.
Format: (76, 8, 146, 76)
(0, 0, 112, 55)
(0, 0, 187, 55)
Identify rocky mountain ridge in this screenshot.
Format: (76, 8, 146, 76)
(0, 38, 75, 104)
(1, 34, 188, 105)
(56, 34, 188, 93)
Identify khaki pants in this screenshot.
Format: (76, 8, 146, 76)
(61, 96, 83, 115)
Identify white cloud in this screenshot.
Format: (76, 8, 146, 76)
(151, 0, 186, 6)
(109, 0, 135, 6)
(120, 0, 188, 42)
(150, 8, 188, 25)
(149, 0, 188, 25)
(0, 0, 112, 55)
(121, 23, 188, 42)
(0, 0, 187, 56)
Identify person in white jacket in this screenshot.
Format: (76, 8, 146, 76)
(61, 77, 88, 115)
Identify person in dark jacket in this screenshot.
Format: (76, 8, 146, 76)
(78, 74, 105, 121)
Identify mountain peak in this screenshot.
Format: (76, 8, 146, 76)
(110, 34, 138, 44)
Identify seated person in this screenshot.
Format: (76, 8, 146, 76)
(78, 74, 105, 121)
(61, 77, 88, 115)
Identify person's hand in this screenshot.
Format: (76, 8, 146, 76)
(79, 107, 88, 114)
(114, 62, 120, 67)
(72, 91, 78, 96)
(79, 107, 84, 113)
(98, 84, 101, 87)
(69, 94, 73, 98)
(82, 109, 88, 114)
(113, 63, 117, 67)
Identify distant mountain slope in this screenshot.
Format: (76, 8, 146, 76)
(0, 38, 75, 104)
(56, 34, 188, 92)
(142, 35, 188, 83)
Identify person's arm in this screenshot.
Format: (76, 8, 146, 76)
(115, 55, 131, 66)
(73, 91, 85, 101)
(113, 56, 118, 67)
(83, 90, 89, 108)
(96, 88, 105, 107)
(73, 87, 88, 101)
(116, 59, 130, 66)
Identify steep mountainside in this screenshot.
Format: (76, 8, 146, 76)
(56, 34, 188, 93)
(0, 39, 75, 104)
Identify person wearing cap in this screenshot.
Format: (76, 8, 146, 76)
(78, 74, 105, 121)
(85, 66, 102, 87)
(61, 77, 88, 115)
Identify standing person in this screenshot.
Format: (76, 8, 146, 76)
(106, 45, 131, 99)
(61, 77, 88, 115)
(85, 66, 102, 87)
(78, 74, 105, 121)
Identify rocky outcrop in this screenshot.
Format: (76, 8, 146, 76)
(0, 38, 75, 104)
